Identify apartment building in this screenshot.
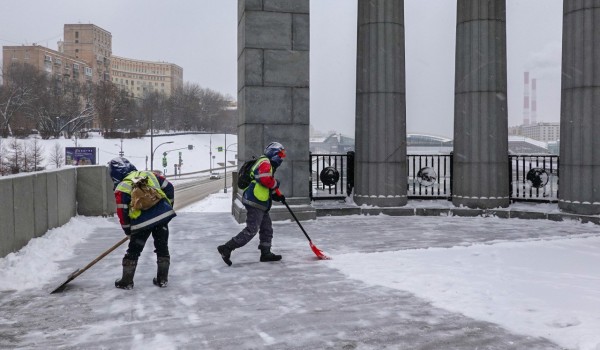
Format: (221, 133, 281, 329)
(60, 24, 112, 82)
(111, 55, 183, 98)
(2, 45, 93, 84)
(2, 23, 183, 91)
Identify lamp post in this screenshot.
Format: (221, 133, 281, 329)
(224, 141, 238, 193)
(151, 141, 173, 171)
(115, 139, 124, 157)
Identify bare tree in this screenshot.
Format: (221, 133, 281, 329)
(48, 142, 64, 169)
(169, 83, 201, 131)
(0, 137, 8, 175)
(0, 63, 42, 137)
(198, 88, 231, 132)
(94, 81, 130, 133)
(5, 138, 24, 174)
(26, 137, 45, 172)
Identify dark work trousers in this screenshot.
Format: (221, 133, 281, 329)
(124, 224, 170, 260)
(231, 205, 273, 249)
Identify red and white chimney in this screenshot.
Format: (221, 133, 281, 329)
(531, 78, 537, 125)
(523, 72, 530, 126)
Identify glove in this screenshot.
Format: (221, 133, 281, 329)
(123, 228, 131, 236)
(272, 189, 285, 203)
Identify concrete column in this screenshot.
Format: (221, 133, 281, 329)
(452, 0, 509, 209)
(353, 0, 407, 207)
(236, 0, 314, 222)
(559, 2, 600, 215)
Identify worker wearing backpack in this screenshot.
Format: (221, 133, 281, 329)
(109, 157, 176, 289)
(217, 142, 286, 266)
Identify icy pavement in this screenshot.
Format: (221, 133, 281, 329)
(1, 207, 599, 349)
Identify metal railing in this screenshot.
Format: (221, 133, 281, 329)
(509, 154, 559, 202)
(310, 152, 560, 203)
(407, 154, 453, 199)
(310, 152, 353, 200)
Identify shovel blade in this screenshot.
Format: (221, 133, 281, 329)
(309, 241, 331, 260)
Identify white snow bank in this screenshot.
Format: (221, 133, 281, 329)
(0, 217, 114, 292)
(327, 235, 600, 350)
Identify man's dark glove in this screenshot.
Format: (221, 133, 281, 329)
(123, 228, 131, 236)
(272, 189, 285, 203)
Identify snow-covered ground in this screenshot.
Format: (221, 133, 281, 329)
(1, 132, 238, 176)
(1, 191, 599, 349)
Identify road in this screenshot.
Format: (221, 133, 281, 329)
(170, 173, 232, 210)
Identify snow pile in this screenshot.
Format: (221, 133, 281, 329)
(0, 217, 113, 292)
(326, 234, 600, 350)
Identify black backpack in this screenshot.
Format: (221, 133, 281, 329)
(237, 156, 257, 190)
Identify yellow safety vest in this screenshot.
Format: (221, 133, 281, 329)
(115, 171, 170, 219)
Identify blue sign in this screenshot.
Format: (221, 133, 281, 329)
(65, 147, 97, 165)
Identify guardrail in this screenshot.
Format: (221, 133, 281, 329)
(310, 152, 561, 203)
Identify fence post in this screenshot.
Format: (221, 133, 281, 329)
(449, 152, 453, 200)
(346, 151, 355, 197)
(309, 152, 313, 201)
(508, 154, 513, 202)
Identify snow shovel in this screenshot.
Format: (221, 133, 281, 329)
(282, 200, 331, 260)
(50, 236, 129, 294)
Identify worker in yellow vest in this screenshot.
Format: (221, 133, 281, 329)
(109, 157, 176, 289)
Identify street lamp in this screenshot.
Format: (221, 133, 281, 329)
(224, 141, 237, 193)
(114, 140, 124, 157)
(151, 141, 173, 171)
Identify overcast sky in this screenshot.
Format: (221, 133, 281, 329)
(0, 0, 563, 139)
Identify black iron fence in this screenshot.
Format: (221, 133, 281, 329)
(310, 152, 560, 202)
(407, 154, 453, 198)
(310, 152, 353, 200)
(509, 154, 559, 202)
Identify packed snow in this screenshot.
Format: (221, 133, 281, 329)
(1, 189, 600, 348)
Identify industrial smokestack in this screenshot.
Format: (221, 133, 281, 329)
(531, 78, 537, 125)
(523, 72, 530, 126)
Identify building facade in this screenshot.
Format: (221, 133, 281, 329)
(520, 122, 560, 142)
(111, 56, 183, 98)
(2, 45, 93, 84)
(2, 23, 182, 92)
(60, 24, 112, 82)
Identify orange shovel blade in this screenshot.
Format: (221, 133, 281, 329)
(309, 241, 331, 260)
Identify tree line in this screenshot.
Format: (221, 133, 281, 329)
(0, 62, 236, 139)
(0, 62, 236, 175)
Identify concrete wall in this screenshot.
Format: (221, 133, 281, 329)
(0, 165, 115, 258)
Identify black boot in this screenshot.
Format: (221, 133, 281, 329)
(217, 240, 236, 266)
(153, 256, 170, 287)
(260, 246, 282, 262)
(115, 258, 137, 289)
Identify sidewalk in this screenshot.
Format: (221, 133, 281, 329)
(0, 211, 592, 349)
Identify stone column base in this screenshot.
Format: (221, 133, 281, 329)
(452, 196, 509, 209)
(559, 200, 600, 216)
(353, 195, 408, 207)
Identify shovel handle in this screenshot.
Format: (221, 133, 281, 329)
(282, 200, 312, 242)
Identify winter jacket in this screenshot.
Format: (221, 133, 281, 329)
(114, 170, 176, 234)
(242, 156, 279, 211)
